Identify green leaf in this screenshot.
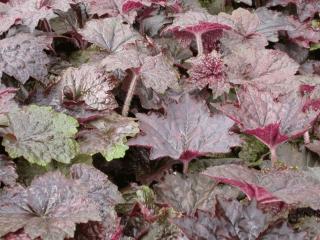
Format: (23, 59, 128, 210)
(2, 105, 79, 166)
(77, 112, 139, 161)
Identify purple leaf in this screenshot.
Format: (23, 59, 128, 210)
(186, 50, 229, 98)
(219, 8, 268, 48)
(216, 87, 319, 153)
(202, 164, 320, 210)
(255, 7, 296, 42)
(172, 198, 306, 239)
(0, 87, 18, 125)
(267, 0, 320, 21)
(286, 17, 320, 48)
(256, 7, 320, 48)
(0, 33, 51, 84)
(154, 173, 239, 214)
(57, 64, 118, 111)
(79, 17, 142, 53)
(3, 229, 33, 240)
(70, 164, 124, 240)
(129, 94, 241, 172)
(0, 155, 18, 187)
(165, 11, 234, 54)
(0, 0, 72, 33)
(86, 0, 120, 17)
(0, 171, 101, 240)
(224, 47, 299, 96)
(140, 53, 180, 94)
(76, 112, 139, 161)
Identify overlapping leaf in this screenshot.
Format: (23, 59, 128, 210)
(85, 0, 120, 17)
(0, 155, 17, 187)
(216, 87, 319, 151)
(0, 33, 51, 84)
(79, 17, 141, 53)
(70, 164, 124, 239)
(203, 164, 320, 210)
(187, 50, 229, 98)
(101, 45, 180, 94)
(140, 53, 180, 94)
(129, 94, 241, 171)
(0, 88, 17, 125)
(77, 112, 139, 161)
(56, 64, 118, 111)
(0, 172, 101, 240)
(154, 173, 239, 214)
(255, 7, 296, 42)
(1, 105, 79, 165)
(0, 0, 72, 34)
(219, 8, 268, 48)
(224, 47, 299, 96)
(172, 198, 306, 240)
(165, 11, 234, 54)
(267, 0, 320, 21)
(256, 7, 320, 48)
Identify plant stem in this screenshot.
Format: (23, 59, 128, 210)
(122, 73, 139, 116)
(183, 161, 189, 174)
(304, 131, 310, 144)
(195, 33, 204, 56)
(270, 147, 277, 167)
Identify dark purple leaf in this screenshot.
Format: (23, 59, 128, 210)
(70, 164, 124, 240)
(154, 173, 239, 214)
(202, 164, 320, 210)
(129, 94, 241, 172)
(172, 198, 306, 240)
(299, 60, 320, 75)
(0, 172, 101, 240)
(3, 229, 33, 240)
(216, 87, 318, 152)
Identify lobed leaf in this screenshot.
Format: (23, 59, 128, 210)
(77, 112, 139, 161)
(0, 172, 101, 240)
(2, 105, 79, 165)
(203, 164, 320, 210)
(0, 33, 51, 84)
(79, 17, 141, 53)
(129, 94, 241, 170)
(216, 87, 319, 150)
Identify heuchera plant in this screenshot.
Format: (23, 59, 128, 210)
(0, 0, 319, 239)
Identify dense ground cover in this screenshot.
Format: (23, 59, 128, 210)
(0, 0, 320, 239)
